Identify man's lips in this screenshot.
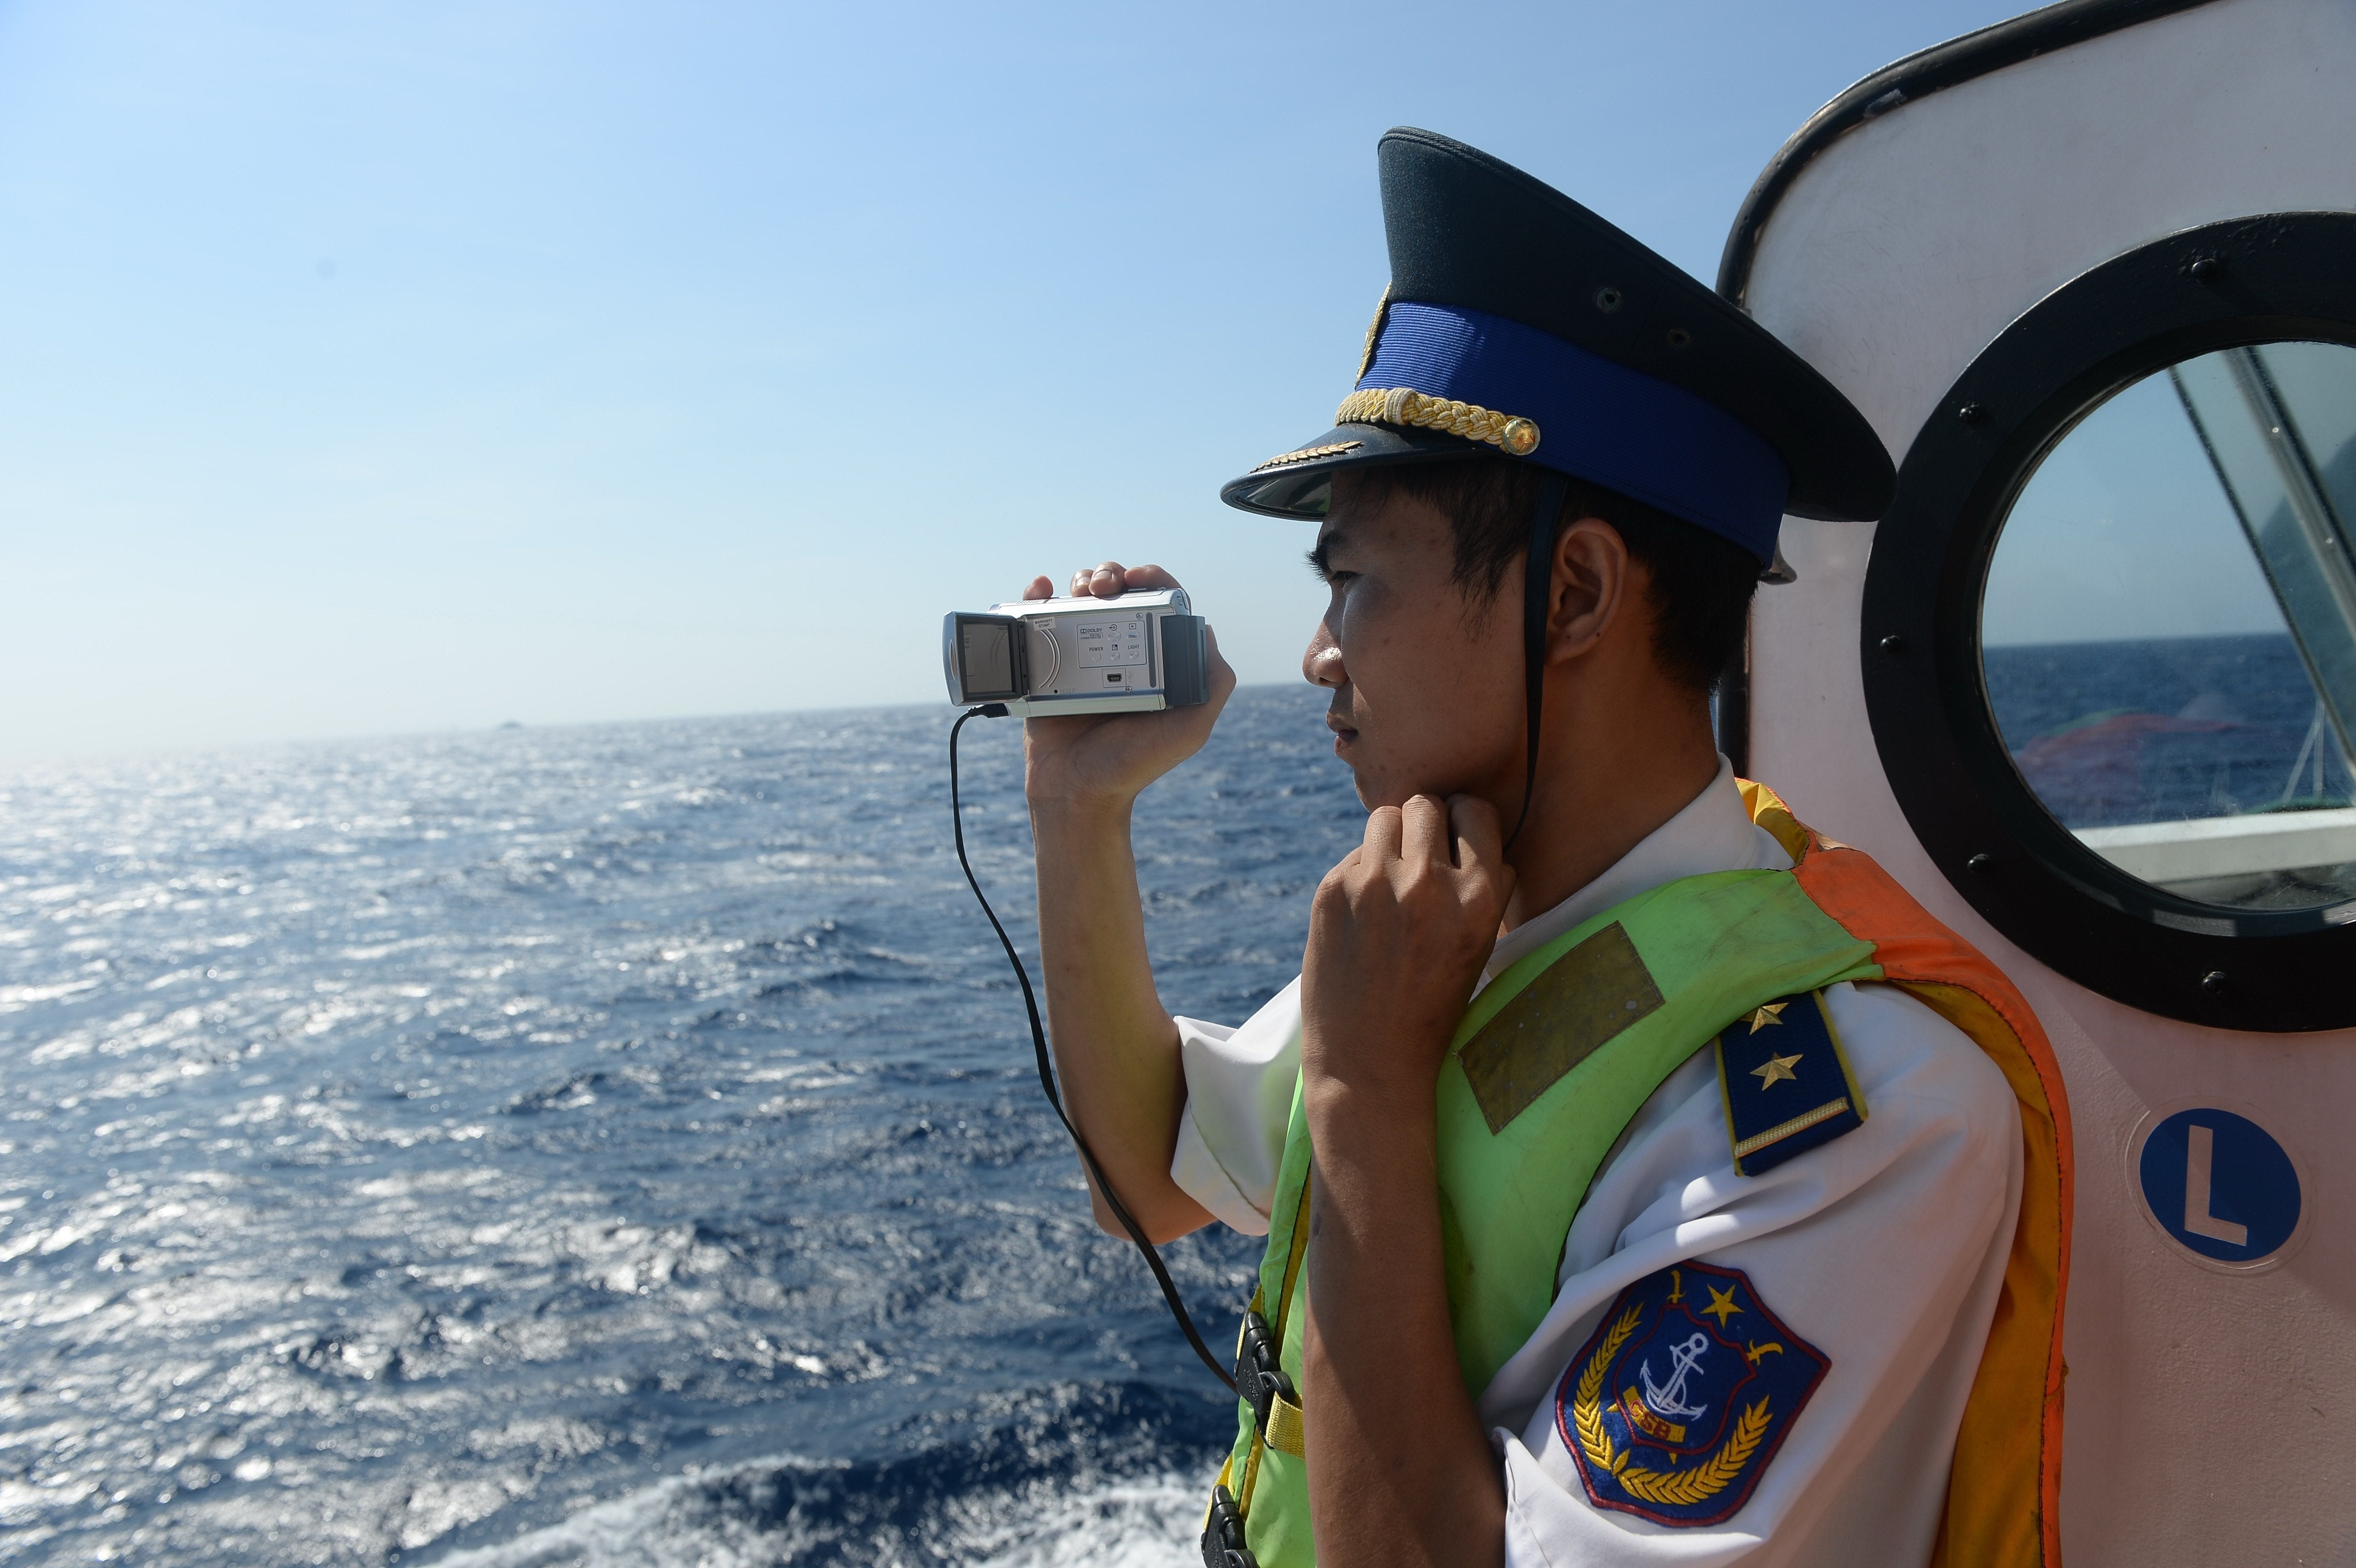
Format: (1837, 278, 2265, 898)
(1325, 711, 1358, 746)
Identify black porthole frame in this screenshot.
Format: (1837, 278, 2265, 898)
(1863, 212, 2356, 1034)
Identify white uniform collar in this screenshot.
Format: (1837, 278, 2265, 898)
(1482, 756, 1791, 984)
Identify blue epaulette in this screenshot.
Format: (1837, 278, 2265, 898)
(1714, 990, 1868, 1176)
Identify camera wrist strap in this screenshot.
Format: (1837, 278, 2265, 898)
(949, 705, 1237, 1392)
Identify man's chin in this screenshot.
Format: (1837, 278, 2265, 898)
(1333, 742, 1492, 813)
(1351, 771, 1509, 816)
(1350, 773, 1437, 813)
(1344, 765, 1399, 814)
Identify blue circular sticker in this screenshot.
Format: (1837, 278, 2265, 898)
(2137, 1108, 2302, 1264)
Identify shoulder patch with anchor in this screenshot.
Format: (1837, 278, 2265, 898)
(1715, 989, 1867, 1176)
(1553, 1262, 1829, 1527)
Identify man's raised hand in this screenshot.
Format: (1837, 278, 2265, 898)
(1017, 561, 1236, 813)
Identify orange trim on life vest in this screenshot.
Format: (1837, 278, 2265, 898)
(1740, 779, 2072, 1568)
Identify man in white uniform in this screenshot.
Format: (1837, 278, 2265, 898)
(1016, 130, 2060, 1568)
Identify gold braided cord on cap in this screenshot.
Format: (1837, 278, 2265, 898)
(1335, 387, 1540, 456)
(1249, 440, 1363, 474)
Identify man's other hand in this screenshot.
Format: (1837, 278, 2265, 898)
(1297, 790, 1513, 1567)
(1302, 793, 1515, 1115)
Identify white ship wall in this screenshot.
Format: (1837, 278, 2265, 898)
(1740, 0, 2356, 1558)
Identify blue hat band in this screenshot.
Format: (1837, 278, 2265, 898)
(1356, 301, 1790, 560)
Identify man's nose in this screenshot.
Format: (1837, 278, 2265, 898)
(1302, 622, 1344, 688)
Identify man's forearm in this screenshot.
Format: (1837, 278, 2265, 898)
(1303, 1083, 1505, 1568)
(1029, 796, 1211, 1241)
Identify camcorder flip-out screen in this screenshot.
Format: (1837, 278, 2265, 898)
(951, 615, 1027, 703)
(940, 588, 1206, 717)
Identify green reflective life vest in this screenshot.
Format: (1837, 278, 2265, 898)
(1209, 863, 1884, 1567)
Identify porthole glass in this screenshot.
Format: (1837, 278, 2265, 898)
(1981, 341, 2356, 914)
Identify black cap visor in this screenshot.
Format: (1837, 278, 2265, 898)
(1219, 422, 1493, 519)
(1223, 418, 1800, 584)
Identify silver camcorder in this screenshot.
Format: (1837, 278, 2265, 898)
(942, 588, 1209, 716)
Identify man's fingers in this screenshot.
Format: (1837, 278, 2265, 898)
(1360, 803, 1405, 865)
(1400, 794, 1452, 869)
(1120, 563, 1182, 592)
(1447, 793, 1515, 904)
(1047, 561, 1185, 600)
(1022, 575, 1054, 601)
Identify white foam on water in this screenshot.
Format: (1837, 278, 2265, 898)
(949, 1472, 1204, 1568)
(427, 1459, 1204, 1568)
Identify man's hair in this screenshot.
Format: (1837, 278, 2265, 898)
(1343, 458, 1759, 693)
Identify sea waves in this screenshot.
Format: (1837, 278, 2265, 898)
(0, 689, 1357, 1565)
(437, 1383, 1214, 1568)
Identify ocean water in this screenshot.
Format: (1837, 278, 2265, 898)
(1984, 631, 2352, 827)
(0, 685, 1364, 1567)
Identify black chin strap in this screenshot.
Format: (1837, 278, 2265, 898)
(1503, 471, 1571, 854)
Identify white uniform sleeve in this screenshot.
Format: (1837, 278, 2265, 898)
(1168, 978, 1302, 1236)
(1488, 980, 2024, 1568)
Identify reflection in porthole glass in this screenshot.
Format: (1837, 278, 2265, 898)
(1981, 341, 2356, 913)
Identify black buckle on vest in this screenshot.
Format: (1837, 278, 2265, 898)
(1234, 1309, 1296, 1438)
(1201, 1484, 1258, 1568)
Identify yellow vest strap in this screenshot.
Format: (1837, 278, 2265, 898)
(1263, 1392, 1306, 1458)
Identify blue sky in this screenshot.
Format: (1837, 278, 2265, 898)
(1984, 366, 2285, 648)
(0, 0, 2033, 762)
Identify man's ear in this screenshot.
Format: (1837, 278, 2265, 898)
(1543, 517, 1630, 665)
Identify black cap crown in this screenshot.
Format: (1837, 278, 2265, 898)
(1222, 129, 1894, 554)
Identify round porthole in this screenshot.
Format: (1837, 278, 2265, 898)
(1864, 212, 2356, 1031)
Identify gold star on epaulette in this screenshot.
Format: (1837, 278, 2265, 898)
(1750, 1051, 1803, 1089)
(1702, 1285, 1743, 1326)
(1746, 1002, 1789, 1033)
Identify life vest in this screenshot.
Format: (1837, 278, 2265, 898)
(1203, 782, 2072, 1568)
